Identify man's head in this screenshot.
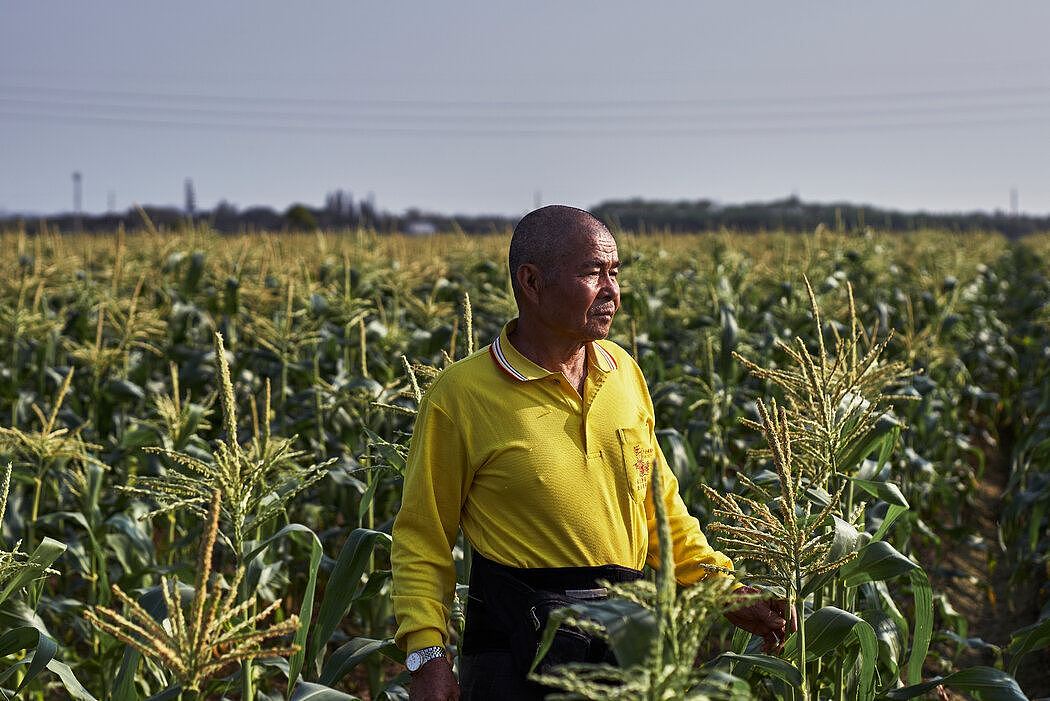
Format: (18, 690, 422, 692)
(509, 205, 620, 342)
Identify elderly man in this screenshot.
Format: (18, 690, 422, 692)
(391, 206, 789, 700)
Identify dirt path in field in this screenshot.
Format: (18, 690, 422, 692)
(927, 434, 1049, 700)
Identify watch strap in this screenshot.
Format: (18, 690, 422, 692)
(407, 645, 445, 672)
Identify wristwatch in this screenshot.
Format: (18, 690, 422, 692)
(406, 645, 445, 672)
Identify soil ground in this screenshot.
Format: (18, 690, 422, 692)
(925, 441, 1050, 700)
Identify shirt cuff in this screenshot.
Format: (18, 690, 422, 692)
(405, 628, 445, 653)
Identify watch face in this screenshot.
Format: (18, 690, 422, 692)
(406, 652, 422, 671)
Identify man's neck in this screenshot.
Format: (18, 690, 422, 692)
(509, 316, 588, 381)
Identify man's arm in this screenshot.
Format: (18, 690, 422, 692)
(642, 435, 794, 652)
(391, 394, 473, 653)
(642, 434, 736, 585)
(641, 423, 795, 653)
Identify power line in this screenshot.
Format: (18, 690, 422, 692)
(0, 106, 1047, 137)
(5, 82, 1050, 110)
(4, 94, 1050, 123)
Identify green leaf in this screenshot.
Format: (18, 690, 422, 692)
(111, 646, 141, 701)
(656, 428, 696, 482)
(842, 542, 931, 685)
(781, 607, 877, 701)
(106, 513, 155, 558)
(731, 625, 755, 654)
(318, 637, 400, 686)
(0, 627, 58, 694)
(44, 659, 98, 701)
(802, 516, 867, 596)
(244, 523, 324, 697)
(305, 528, 392, 676)
(0, 627, 40, 657)
(0, 659, 29, 687)
(287, 534, 323, 694)
(143, 686, 183, 701)
(691, 669, 752, 700)
(0, 598, 49, 634)
(860, 609, 904, 681)
(839, 417, 899, 474)
(289, 680, 362, 701)
(106, 378, 146, 401)
(840, 541, 918, 587)
(1006, 615, 1050, 674)
(356, 472, 384, 524)
(717, 651, 802, 688)
(16, 632, 57, 694)
(118, 426, 157, 451)
(0, 537, 66, 606)
(850, 479, 909, 508)
(882, 666, 1025, 700)
(850, 478, 910, 540)
(138, 581, 195, 623)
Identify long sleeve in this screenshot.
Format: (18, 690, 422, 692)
(644, 427, 736, 587)
(391, 395, 472, 652)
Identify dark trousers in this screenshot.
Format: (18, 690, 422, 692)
(459, 553, 642, 700)
(460, 650, 545, 701)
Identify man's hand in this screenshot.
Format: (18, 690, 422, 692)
(409, 657, 459, 701)
(724, 585, 797, 655)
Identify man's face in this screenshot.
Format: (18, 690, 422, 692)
(537, 226, 621, 342)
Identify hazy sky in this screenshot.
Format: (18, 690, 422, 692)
(3, 1, 1050, 217)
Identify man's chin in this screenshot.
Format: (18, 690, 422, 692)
(584, 317, 615, 340)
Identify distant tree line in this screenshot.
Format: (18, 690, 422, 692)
(3, 194, 1048, 237)
(592, 196, 1049, 238)
(4, 189, 510, 235)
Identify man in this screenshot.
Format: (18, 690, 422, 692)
(391, 205, 789, 700)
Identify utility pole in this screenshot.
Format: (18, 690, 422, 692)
(1010, 187, 1019, 217)
(72, 171, 82, 232)
(107, 190, 116, 212)
(184, 177, 196, 216)
(534, 190, 542, 209)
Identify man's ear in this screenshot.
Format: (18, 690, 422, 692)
(516, 263, 543, 306)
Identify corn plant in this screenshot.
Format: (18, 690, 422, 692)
(705, 278, 1026, 700)
(85, 490, 300, 697)
(124, 332, 334, 558)
(0, 369, 101, 549)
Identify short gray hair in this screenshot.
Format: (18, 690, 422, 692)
(508, 205, 608, 297)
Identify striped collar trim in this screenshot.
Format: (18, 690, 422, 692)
(489, 321, 618, 382)
(489, 335, 532, 382)
(592, 342, 619, 372)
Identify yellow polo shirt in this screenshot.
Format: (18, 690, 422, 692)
(391, 320, 735, 652)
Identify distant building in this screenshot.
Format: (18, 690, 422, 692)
(405, 221, 437, 236)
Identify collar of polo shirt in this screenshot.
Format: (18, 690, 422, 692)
(489, 318, 618, 382)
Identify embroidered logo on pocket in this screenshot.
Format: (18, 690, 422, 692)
(632, 444, 653, 494)
(618, 425, 655, 502)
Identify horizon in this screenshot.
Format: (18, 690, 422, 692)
(1, 192, 1044, 223)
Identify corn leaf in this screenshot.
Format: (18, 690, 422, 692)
(882, 666, 1025, 701)
(305, 527, 392, 676)
(841, 542, 931, 685)
(289, 680, 361, 701)
(1006, 616, 1050, 675)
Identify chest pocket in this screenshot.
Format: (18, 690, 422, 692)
(617, 424, 655, 503)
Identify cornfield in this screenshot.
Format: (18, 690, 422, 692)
(0, 223, 1047, 700)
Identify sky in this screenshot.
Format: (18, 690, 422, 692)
(2, 1, 1050, 218)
